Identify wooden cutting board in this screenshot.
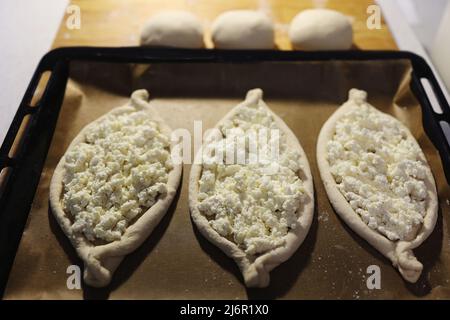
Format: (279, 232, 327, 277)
(52, 0, 397, 49)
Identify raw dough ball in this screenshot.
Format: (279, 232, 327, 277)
(140, 11, 204, 48)
(211, 10, 274, 49)
(289, 9, 353, 50)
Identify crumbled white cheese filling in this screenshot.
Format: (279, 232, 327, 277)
(62, 109, 172, 243)
(327, 89, 428, 241)
(197, 99, 305, 256)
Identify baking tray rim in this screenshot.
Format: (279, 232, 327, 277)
(0, 47, 449, 298)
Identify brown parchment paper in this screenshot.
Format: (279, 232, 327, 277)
(4, 60, 450, 300)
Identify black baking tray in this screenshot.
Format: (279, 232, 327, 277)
(0, 48, 449, 298)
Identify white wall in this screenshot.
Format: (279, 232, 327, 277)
(430, 1, 450, 93)
(0, 0, 68, 144)
(395, 0, 450, 91)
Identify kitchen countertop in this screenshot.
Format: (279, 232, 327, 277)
(52, 0, 396, 49)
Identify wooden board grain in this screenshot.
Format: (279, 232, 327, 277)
(52, 0, 397, 50)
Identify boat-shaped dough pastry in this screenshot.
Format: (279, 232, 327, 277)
(189, 89, 314, 287)
(50, 90, 182, 287)
(317, 88, 438, 283)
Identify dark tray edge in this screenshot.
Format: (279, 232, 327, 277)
(0, 47, 449, 298)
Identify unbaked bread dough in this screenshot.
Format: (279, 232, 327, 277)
(189, 89, 314, 287)
(289, 9, 353, 50)
(49, 90, 182, 287)
(140, 11, 204, 48)
(317, 89, 438, 283)
(211, 10, 275, 49)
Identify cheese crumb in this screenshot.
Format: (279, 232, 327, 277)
(62, 109, 172, 242)
(197, 98, 305, 256)
(327, 89, 429, 241)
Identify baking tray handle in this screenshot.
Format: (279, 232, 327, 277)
(0, 56, 62, 169)
(411, 55, 450, 184)
(0, 54, 69, 297)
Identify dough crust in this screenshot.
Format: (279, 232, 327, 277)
(140, 11, 204, 48)
(189, 89, 314, 287)
(211, 10, 274, 49)
(316, 89, 438, 283)
(289, 9, 353, 50)
(49, 90, 182, 287)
